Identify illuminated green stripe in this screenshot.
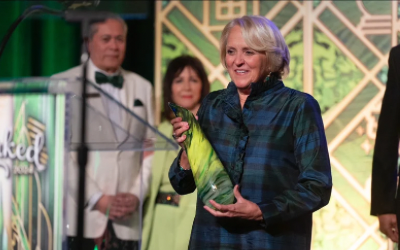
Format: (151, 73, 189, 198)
(54, 94, 65, 249)
(11, 202, 29, 250)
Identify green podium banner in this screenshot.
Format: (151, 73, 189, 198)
(0, 93, 67, 250)
(0, 77, 177, 250)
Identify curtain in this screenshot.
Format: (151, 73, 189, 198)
(0, 1, 81, 78)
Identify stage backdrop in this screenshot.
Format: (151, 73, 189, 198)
(154, 1, 398, 249)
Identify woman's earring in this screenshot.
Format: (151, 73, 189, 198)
(267, 68, 271, 77)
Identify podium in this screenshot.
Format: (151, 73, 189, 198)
(0, 77, 177, 249)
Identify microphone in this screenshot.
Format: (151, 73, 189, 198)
(63, 10, 110, 23)
(58, 0, 100, 10)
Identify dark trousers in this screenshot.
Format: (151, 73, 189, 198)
(67, 237, 96, 250)
(396, 186, 400, 234)
(67, 222, 138, 250)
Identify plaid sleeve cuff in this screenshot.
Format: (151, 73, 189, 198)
(256, 201, 282, 227)
(169, 149, 196, 195)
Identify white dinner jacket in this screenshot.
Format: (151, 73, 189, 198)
(52, 63, 154, 240)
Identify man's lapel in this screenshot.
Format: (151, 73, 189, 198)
(85, 64, 108, 118)
(119, 69, 132, 139)
(84, 64, 119, 144)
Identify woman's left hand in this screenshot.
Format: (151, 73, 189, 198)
(204, 185, 264, 221)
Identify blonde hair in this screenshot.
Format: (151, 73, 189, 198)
(220, 15, 290, 78)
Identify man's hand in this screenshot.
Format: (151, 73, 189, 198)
(94, 193, 139, 220)
(112, 193, 139, 220)
(204, 185, 263, 221)
(378, 214, 398, 242)
(94, 195, 114, 215)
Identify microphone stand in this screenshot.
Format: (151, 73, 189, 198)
(0, 7, 109, 250)
(63, 10, 110, 250)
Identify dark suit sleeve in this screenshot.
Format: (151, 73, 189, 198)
(371, 46, 400, 216)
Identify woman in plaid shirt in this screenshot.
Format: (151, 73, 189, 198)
(169, 15, 332, 250)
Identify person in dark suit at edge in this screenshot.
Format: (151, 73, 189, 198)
(371, 45, 400, 243)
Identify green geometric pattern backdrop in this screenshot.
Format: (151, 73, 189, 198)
(155, 1, 398, 249)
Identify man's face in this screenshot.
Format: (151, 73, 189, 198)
(88, 19, 126, 73)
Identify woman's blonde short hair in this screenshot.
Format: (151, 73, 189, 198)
(220, 15, 290, 78)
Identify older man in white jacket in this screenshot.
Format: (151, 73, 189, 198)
(52, 13, 153, 250)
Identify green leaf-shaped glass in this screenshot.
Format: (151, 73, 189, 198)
(168, 102, 234, 209)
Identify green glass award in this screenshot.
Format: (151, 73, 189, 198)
(168, 102, 234, 209)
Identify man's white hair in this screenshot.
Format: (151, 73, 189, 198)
(87, 13, 128, 40)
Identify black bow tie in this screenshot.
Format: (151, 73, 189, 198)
(95, 71, 124, 89)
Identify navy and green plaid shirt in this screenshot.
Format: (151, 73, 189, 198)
(169, 75, 332, 250)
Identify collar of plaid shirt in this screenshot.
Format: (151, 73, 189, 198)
(222, 74, 283, 125)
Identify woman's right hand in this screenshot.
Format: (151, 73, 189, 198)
(171, 117, 189, 145)
(171, 117, 191, 170)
